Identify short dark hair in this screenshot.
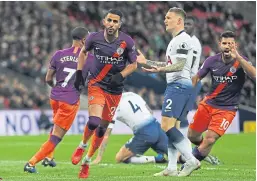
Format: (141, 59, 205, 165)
(186, 16, 196, 22)
(168, 7, 187, 20)
(219, 31, 236, 41)
(104, 9, 123, 20)
(71, 27, 89, 40)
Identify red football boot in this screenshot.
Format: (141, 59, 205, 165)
(78, 164, 89, 179)
(71, 147, 85, 165)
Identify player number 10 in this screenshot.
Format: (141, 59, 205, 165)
(220, 118, 230, 130)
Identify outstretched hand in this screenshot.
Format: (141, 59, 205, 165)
(141, 66, 162, 73)
(136, 49, 147, 64)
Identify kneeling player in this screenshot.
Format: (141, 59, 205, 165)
(92, 92, 168, 165)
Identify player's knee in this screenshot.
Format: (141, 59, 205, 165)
(96, 126, 107, 138)
(115, 153, 124, 163)
(87, 116, 101, 130)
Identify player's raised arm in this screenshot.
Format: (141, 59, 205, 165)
(137, 49, 166, 67)
(229, 44, 256, 80)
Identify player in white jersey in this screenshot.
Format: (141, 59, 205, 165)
(137, 7, 200, 177)
(178, 16, 219, 165)
(91, 92, 168, 165)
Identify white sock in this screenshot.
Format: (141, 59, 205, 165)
(128, 156, 155, 164)
(79, 141, 88, 149)
(167, 144, 178, 171)
(180, 127, 192, 147)
(82, 155, 91, 164)
(173, 137, 194, 161)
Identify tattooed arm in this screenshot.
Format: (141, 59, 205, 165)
(145, 59, 167, 67)
(142, 58, 186, 73)
(158, 58, 186, 73)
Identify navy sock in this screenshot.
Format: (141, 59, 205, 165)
(166, 127, 184, 144)
(192, 147, 205, 161)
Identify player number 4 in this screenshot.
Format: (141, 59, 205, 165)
(128, 100, 141, 113)
(61, 67, 76, 87)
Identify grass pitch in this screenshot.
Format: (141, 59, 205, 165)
(0, 133, 255, 181)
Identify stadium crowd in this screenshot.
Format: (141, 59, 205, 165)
(0, 1, 255, 109)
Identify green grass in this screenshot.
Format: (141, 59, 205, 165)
(0, 133, 255, 181)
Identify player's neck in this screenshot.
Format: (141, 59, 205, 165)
(104, 30, 119, 43)
(72, 41, 82, 48)
(172, 27, 184, 37)
(221, 54, 233, 64)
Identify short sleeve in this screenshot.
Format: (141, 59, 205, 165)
(126, 36, 137, 63)
(49, 51, 61, 70)
(197, 57, 211, 78)
(85, 32, 97, 51)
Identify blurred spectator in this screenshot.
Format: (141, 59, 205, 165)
(0, 1, 255, 109)
(37, 109, 53, 134)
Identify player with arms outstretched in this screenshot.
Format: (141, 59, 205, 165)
(24, 27, 91, 173)
(137, 7, 200, 177)
(92, 92, 168, 165)
(188, 31, 256, 164)
(72, 9, 137, 179)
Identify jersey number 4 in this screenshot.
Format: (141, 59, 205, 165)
(61, 67, 76, 87)
(128, 100, 141, 113)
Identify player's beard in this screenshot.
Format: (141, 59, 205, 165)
(107, 27, 117, 36)
(222, 50, 232, 63)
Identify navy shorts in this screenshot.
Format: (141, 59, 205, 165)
(125, 121, 168, 155)
(180, 82, 202, 127)
(162, 80, 193, 120)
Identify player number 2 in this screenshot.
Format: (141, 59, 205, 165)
(61, 67, 76, 87)
(165, 99, 172, 110)
(220, 118, 230, 130)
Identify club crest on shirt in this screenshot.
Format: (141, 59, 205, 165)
(179, 42, 188, 49)
(230, 66, 237, 73)
(117, 47, 124, 55)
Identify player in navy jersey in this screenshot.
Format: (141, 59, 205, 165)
(188, 31, 256, 166)
(24, 27, 92, 173)
(72, 9, 137, 179)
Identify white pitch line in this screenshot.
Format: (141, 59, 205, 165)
(1, 160, 255, 172)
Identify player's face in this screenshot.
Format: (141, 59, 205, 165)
(185, 19, 194, 35)
(103, 13, 121, 36)
(164, 12, 179, 33)
(219, 37, 236, 59)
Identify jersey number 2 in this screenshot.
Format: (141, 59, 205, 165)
(128, 100, 141, 113)
(62, 67, 76, 87)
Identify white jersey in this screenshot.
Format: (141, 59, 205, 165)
(166, 31, 194, 84)
(190, 35, 202, 77)
(109, 92, 155, 132)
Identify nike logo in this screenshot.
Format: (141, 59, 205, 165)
(212, 69, 218, 72)
(164, 109, 171, 112)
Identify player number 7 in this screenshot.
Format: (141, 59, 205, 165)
(61, 67, 76, 87)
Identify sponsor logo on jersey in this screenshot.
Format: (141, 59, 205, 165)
(95, 54, 124, 65)
(213, 75, 237, 83)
